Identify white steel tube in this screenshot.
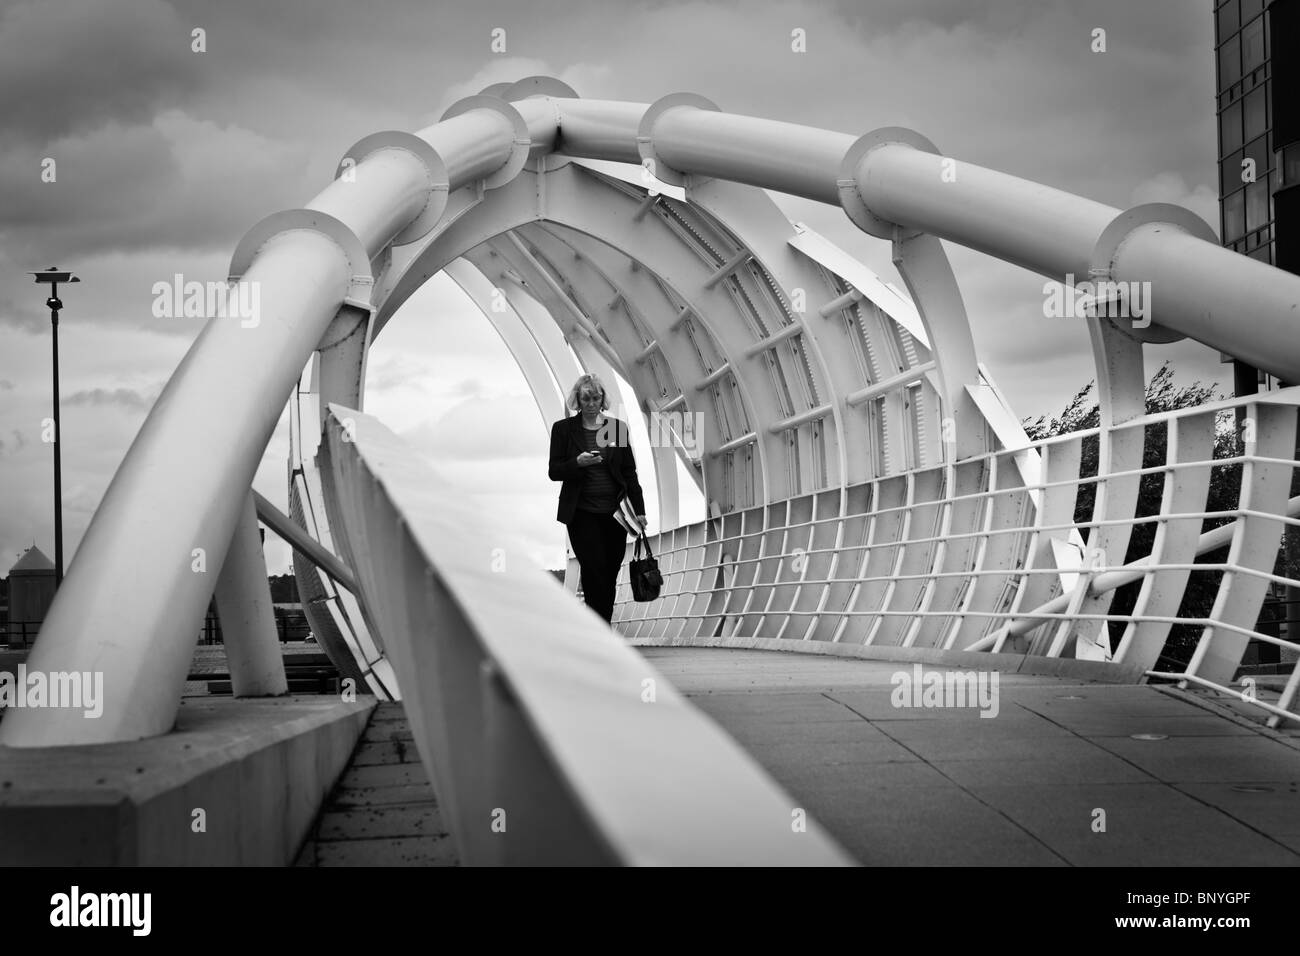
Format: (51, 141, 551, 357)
(308, 149, 430, 260)
(858, 144, 1115, 279)
(650, 106, 850, 203)
(252, 490, 359, 593)
(0, 232, 351, 746)
(215, 490, 290, 697)
(420, 109, 520, 185)
(545, 99, 644, 163)
(1110, 228, 1300, 381)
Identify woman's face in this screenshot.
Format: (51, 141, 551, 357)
(578, 388, 603, 411)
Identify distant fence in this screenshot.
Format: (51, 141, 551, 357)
(0, 621, 41, 648)
(196, 612, 313, 645)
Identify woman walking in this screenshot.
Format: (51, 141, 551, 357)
(548, 374, 648, 623)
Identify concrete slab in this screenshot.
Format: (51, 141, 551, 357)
(743, 736, 922, 766)
(0, 696, 374, 865)
(687, 692, 863, 723)
(367, 705, 411, 723)
(929, 751, 1156, 788)
(317, 804, 447, 841)
(708, 716, 895, 747)
(330, 784, 438, 808)
(348, 739, 423, 766)
(361, 723, 415, 744)
(880, 731, 1122, 765)
(964, 783, 1300, 866)
(1089, 736, 1300, 783)
(314, 834, 458, 866)
(1031, 713, 1262, 738)
(1173, 781, 1300, 852)
(1164, 688, 1300, 739)
(633, 640, 1146, 684)
(875, 711, 1078, 741)
(1015, 692, 1215, 717)
(796, 781, 1068, 866)
(756, 757, 956, 793)
(824, 689, 1013, 721)
(635, 647, 1300, 863)
(337, 762, 429, 789)
(300, 702, 459, 867)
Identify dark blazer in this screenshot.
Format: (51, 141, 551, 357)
(549, 412, 647, 524)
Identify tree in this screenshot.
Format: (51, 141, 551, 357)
(267, 573, 300, 604)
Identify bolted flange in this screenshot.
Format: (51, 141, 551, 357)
(838, 126, 941, 240)
(636, 92, 721, 188)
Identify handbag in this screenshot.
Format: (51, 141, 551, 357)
(629, 530, 664, 602)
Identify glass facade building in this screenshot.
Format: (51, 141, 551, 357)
(1215, 1, 1300, 656)
(1215, 0, 1299, 396)
(1216, 0, 1299, 270)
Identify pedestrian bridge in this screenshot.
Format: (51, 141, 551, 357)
(3, 78, 1299, 865)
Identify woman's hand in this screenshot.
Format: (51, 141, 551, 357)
(635, 514, 648, 530)
(576, 451, 604, 467)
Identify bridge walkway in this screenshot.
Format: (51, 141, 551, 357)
(294, 702, 458, 866)
(293, 647, 1300, 866)
(650, 648, 1300, 866)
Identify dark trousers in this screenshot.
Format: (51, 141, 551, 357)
(566, 509, 630, 623)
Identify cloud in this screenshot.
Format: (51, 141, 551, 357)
(1131, 171, 1221, 237)
(400, 392, 548, 463)
(65, 386, 161, 411)
(0, 110, 311, 259)
(0, 429, 18, 458)
(0, 0, 204, 141)
(423, 57, 555, 123)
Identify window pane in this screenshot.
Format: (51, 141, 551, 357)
(1249, 245, 1272, 264)
(1218, 0, 1239, 39)
(1244, 86, 1267, 142)
(1246, 180, 1270, 232)
(1224, 189, 1246, 241)
(1222, 100, 1244, 154)
(1245, 134, 1270, 184)
(1242, 17, 1265, 72)
(1220, 35, 1241, 91)
(1285, 145, 1300, 186)
(1222, 149, 1245, 195)
(1241, 0, 1263, 23)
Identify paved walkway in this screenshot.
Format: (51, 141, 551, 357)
(295, 702, 457, 866)
(645, 647, 1300, 866)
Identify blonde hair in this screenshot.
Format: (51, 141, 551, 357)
(566, 373, 610, 413)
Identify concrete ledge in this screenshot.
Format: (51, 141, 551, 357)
(0, 696, 375, 865)
(625, 634, 1147, 684)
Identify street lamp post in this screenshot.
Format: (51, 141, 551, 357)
(29, 267, 78, 587)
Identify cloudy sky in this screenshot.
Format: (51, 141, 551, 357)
(0, 0, 1224, 577)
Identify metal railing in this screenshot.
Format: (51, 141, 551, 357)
(195, 614, 313, 645)
(0, 621, 42, 648)
(607, 390, 1300, 725)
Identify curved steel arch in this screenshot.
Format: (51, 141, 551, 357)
(8, 80, 1300, 748)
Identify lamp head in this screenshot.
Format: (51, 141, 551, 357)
(29, 267, 79, 285)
